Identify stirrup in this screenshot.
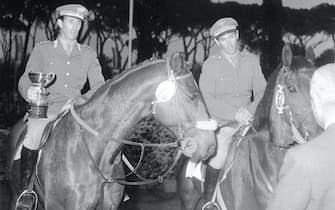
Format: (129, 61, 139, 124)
(202, 201, 220, 210)
(15, 189, 38, 210)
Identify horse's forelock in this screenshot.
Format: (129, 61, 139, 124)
(290, 56, 314, 72)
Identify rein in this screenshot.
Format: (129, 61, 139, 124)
(66, 58, 217, 209)
(70, 103, 182, 180)
(80, 131, 182, 183)
(208, 121, 257, 210)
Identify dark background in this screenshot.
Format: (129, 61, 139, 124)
(1, 0, 335, 128)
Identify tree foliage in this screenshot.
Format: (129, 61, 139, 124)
(1, 0, 335, 88)
(1, 0, 335, 127)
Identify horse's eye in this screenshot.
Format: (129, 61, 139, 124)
(189, 92, 199, 101)
(287, 85, 296, 93)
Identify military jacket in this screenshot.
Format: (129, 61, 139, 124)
(18, 39, 105, 114)
(199, 48, 266, 122)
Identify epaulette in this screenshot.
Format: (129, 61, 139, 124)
(204, 54, 222, 64)
(35, 40, 52, 46)
(80, 44, 96, 53)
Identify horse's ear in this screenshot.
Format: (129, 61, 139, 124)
(170, 52, 190, 75)
(305, 47, 315, 64)
(282, 44, 293, 67)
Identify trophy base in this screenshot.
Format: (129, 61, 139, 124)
(29, 105, 48, 119)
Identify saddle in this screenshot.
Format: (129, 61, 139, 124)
(12, 112, 64, 161)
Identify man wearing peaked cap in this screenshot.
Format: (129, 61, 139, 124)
(210, 17, 238, 38)
(15, 4, 105, 209)
(56, 4, 89, 20)
(198, 17, 266, 209)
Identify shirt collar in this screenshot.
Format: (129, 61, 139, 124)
(221, 50, 239, 67)
(54, 38, 81, 56)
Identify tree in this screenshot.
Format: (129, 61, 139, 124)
(259, 0, 284, 79)
(133, 0, 173, 63)
(168, 0, 213, 63)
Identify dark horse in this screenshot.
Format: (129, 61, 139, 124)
(8, 52, 216, 210)
(177, 45, 323, 210)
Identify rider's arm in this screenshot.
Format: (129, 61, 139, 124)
(18, 46, 43, 102)
(200, 60, 239, 121)
(82, 48, 105, 99)
(246, 57, 266, 115)
(266, 149, 310, 210)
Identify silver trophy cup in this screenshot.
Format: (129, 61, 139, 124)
(28, 72, 56, 118)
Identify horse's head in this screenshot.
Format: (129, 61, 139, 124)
(269, 45, 323, 147)
(151, 52, 216, 161)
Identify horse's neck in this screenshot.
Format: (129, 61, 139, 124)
(79, 101, 149, 140)
(80, 89, 158, 141)
(76, 63, 167, 139)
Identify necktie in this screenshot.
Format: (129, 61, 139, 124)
(66, 44, 72, 56)
(230, 55, 238, 68)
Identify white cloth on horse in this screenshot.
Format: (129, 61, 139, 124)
(195, 119, 218, 131)
(185, 160, 205, 182)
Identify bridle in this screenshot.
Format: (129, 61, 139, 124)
(273, 66, 312, 149)
(66, 59, 217, 208)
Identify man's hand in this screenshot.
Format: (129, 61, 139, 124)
(27, 86, 41, 103)
(61, 96, 88, 112)
(235, 107, 253, 124)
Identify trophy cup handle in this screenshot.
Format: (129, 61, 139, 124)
(45, 72, 56, 87)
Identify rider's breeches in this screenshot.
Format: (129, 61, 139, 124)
(23, 114, 56, 150)
(208, 126, 237, 169)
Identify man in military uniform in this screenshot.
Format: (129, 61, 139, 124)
(16, 4, 105, 209)
(199, 17, 266, 209)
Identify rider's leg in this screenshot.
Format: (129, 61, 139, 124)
(20, 146, 38, 191)
(16, 117, 51, 209)
(201, 126, 236, 208)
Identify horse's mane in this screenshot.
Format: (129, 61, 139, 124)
(289, 56, 314, 72)
(252, 65, 281, 131)
(108, 59, 165, 84)
(87, 59, 165, 103)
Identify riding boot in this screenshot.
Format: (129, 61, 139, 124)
(16, 146, 38, 210)
(198, 165, 221, 210)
